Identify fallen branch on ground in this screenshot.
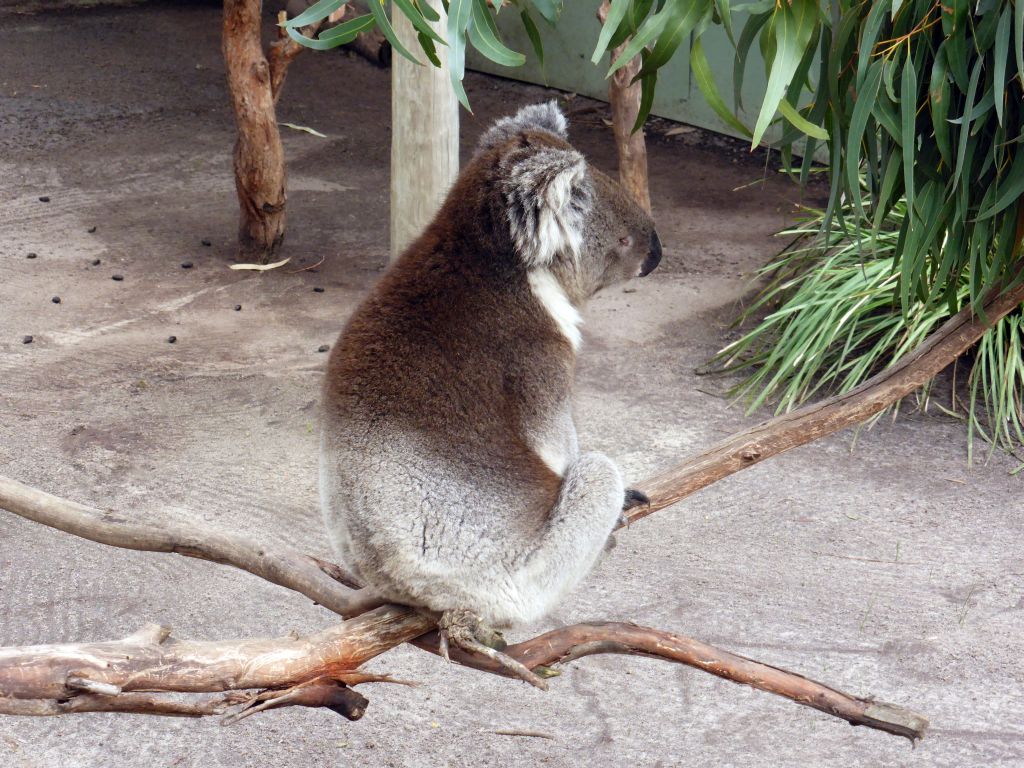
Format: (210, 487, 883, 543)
(4, 280, 1021, 738)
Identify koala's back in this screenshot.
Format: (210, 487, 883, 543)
(320, 205, 572, 621)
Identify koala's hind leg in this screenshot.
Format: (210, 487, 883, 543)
(516, 452, 626, 613)
(437, 608, 549, 690)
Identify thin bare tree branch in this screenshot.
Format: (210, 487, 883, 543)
(453, 623, 927, 741)
(0, 475, 362, 617)
(627, 279, 1024, 524)
(0, 692, 242, 718)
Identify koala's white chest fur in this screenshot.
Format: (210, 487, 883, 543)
(528, 268, 582, 351)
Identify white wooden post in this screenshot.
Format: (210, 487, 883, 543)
(390, 9, 460, 260)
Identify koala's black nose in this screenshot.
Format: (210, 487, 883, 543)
(639, 230, 662, 277)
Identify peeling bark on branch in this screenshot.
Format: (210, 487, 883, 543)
(0, 611, 429, 705)
(0, 613, 927, 739)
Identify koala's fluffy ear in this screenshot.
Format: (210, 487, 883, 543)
(478, 101, 568, 151)
(501, 147, 593, 268)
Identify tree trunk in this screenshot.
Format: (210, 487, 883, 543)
(223, 0, 287, 263)
(390, 10, 459, 259)
(600, 1, 651, 213)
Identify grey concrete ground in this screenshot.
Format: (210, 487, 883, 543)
(1, 2, 1022, 766)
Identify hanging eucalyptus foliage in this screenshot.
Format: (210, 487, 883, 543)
(285, 0, 1024, 455)
(595, 0, 1024, 317)
(288, 0, 1023, 314)
(282, 0, 558, 111)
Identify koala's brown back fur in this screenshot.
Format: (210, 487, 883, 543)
(324, 140, 572, 502)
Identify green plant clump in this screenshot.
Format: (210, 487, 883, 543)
(716, 199, 1024, 471)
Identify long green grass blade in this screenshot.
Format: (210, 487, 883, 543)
(845, 60, 884, 216)
(1016, 0, 1024, 87)
(994, 5, 1011, 125)
(607, 8, 671, 77)
(638, 0, 712, 77)
(368, 0, 422, 64)
(778, 98, 828, 139)
(393, 0, 446, 44)
(733, 11, 771, 112)
(900, 48, 916, 221)
(928, 44, 952, 166)
(592, 0, 630, 63)
(977, 148, 1024, 220)
(286, 15, 374, 49)
(530, 0, 561, 24)
(520, 7, 545, 69)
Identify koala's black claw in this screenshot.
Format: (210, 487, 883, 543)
(622, 488, 650, 512)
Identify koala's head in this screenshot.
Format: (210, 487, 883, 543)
(477, 102, 662, 304)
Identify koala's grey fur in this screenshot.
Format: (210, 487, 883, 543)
(320, 102, 662, 628)
(477, 100, 568, 151)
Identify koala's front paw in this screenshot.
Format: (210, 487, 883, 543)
(622, 488, 650, 513)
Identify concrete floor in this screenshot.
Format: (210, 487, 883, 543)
(1, 2, 1022, 766)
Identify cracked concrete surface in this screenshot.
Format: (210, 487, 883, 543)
(1, 2, 1022, 766)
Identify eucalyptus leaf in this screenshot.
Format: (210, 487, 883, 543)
(283, 0, 346, 29)
(468, 0, 525, 68)
(750, 0, 818, 148)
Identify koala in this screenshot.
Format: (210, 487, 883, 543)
(320, 102, 662, 686)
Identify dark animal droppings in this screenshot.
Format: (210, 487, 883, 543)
(313, 287, 325, 293)
(92, 259, 101, 266)
(112, 274, 124, 281)
(318, 345, 330, 353)
(22, 335, 33, 344)
(88, 226, 97, 233)
(26, 253, 36, 259)
(167, 336, 177, 344)
(234, 305, 242, 311)
(181, 262, 193, 269)
(201, 239, 212, 247)
(38, 196, 50, 203)
(51, 296, 61, 304)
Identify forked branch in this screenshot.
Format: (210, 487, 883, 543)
(0, 612, 927, 740)
(3, 278, 1020, 738)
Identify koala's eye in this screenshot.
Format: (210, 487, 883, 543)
(619, 235, 634, 247)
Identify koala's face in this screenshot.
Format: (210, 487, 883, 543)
(582, 167, 662, 293)
(480, 101, 662, 304)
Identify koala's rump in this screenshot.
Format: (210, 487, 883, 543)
(320, 413, 561, 624)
